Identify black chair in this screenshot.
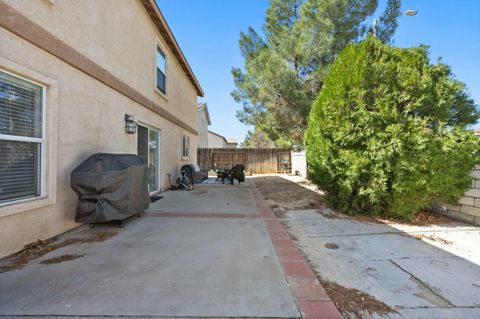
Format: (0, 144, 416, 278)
(227, 164, 245, 185)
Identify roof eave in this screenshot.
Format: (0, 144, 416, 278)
(198, 102, 211, 125)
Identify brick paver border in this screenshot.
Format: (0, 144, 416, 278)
(251, 186, 342, 319)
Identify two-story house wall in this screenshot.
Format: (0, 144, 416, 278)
(0, 0, 203, 257)
(196, 102, 211, 148)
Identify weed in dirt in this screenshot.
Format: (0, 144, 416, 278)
(0, 230, 117, 273)
(40, 254, 86, 265)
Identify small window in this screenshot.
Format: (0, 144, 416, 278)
(0, 71, 44, 204)
(182, 134, 190, 159)
(156, 46, 166, 94)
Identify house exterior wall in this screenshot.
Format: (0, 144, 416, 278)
(208, 132, 227, 148)
(0, 0, 199, 257)
(197, 108, 209, 148)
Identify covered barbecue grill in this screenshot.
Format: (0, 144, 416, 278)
(71, 153, 150, 226)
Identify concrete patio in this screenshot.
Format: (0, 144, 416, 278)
(0, 179, 339, 318)
(285, 209, 480, 319)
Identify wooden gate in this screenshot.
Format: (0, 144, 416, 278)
(197, 148, 291, 174)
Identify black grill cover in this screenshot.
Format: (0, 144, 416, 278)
(71, 153, 150, 223)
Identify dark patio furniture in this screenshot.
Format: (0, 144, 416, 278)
(227, 164, 246, 185)
(215, 170, 229, 183)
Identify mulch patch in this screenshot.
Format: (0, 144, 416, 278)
(0, 230, 117, 273)
(319, 278, 396, 319)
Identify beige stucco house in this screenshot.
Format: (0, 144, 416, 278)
(196, 102, 211, 148)
(208, 130, 228, 148)
(225, 138, 238, 149)
(0, 0, 203, 257)
(207, 131, 238, 149)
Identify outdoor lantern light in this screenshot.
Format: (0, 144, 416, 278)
(125, 114, 137, 134)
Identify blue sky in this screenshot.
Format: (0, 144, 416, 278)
(158, 0, 480, 142)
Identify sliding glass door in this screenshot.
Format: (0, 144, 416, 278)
(137, 124, 160, 193)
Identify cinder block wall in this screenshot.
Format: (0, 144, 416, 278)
(438, 166, 480, 225)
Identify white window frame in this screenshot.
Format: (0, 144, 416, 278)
(182, 134, 190, 160)
(0, 69, 46, 205)
(154, 41, 168, 99)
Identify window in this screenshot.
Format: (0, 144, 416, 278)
(0, 71, 44, 204)
(156, 46, 166, 94)
(182, 134, 190, 159)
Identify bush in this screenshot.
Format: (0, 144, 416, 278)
(306, 36, 480, 220)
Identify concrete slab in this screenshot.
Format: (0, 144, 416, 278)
(305, 257, 454, 308)
(384, 308, 480, 319)
(286, 210, 396, 237)
(285, 208, 480, 317)
(0, 212, 299, 317)
(149, 184, 259, 214)
(394, 257, 480, 307)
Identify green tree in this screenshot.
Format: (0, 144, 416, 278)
(241, 130, 276, 148)
(232, 0, 402, 148)
(306, 36, 479, 220)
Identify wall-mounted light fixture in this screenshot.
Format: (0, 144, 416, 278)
(125, 114, 137, 134)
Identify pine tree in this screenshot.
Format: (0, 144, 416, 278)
(232, 0, 402, 148)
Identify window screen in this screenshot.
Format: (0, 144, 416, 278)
(156, 46, 166, 94)
(0, 71, 43, 203)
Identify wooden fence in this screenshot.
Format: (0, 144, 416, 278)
(197, 148, 291, 174)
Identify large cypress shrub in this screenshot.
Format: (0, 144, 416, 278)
(306, 36, 480, 220)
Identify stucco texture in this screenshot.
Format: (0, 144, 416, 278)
(0, 0, 199, 257)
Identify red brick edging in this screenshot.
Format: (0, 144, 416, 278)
(251, 187, 342, 319)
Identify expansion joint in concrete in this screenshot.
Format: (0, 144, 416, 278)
(397, 305, 480, 310)
(390, 259, 455, 308)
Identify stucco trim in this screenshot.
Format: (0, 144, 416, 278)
(0, 1, 198, 136)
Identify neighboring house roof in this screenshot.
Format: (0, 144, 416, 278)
(473, 128, 480, 136)
(139, 0, 204, 97)
(197, 102, 211, 125)
(208, 130, 238, 146)
(208, 130, 229, 145)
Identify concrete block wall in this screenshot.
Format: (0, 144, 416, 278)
(438, 166, 480, 225)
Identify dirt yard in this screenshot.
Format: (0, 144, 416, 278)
(252, 175, 450, 226)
